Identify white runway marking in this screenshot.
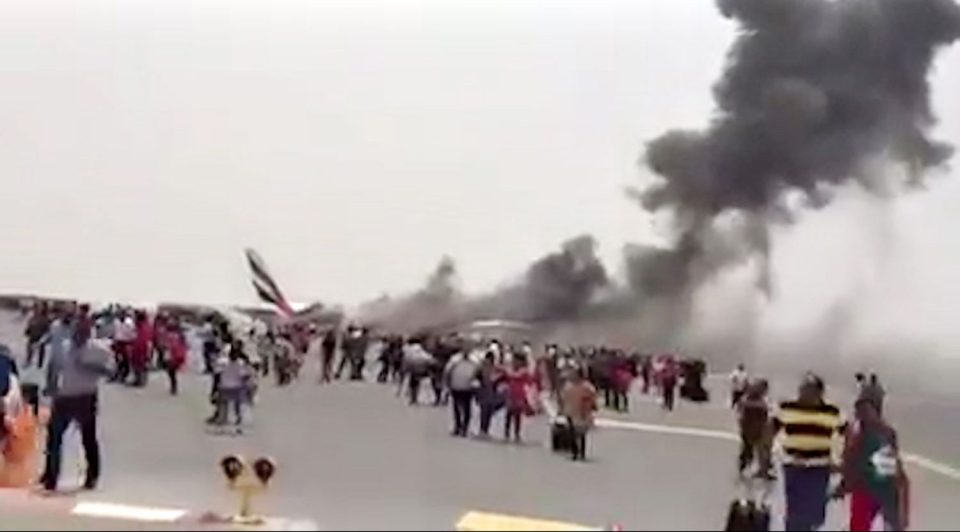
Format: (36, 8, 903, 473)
(595, 418, 738, 442)
(596, 417, 960, 482)
(902, 454, 960, 482)
(71, 502, 188, 522)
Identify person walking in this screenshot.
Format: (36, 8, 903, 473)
(860, 373, 886, 417)
(660, 356, 679, 411)
(838, 398, 910, 532)
(200, 318, 219, 375)
(130, 311, 151, 387)
(610, 354, 634, 413)
(40, 322, 115, 492)
(212, 346, 252, 428)
(561, 368, 597, 461)
(444, 348, 479, 437)
(431, 337, 455, 406)
(164, 326, 187, 396)
(773, 374, 845, 532)
(320, 330, 337, 384)
(335, 326, 360, 380)
(730, 364, 749, 408)
(24, 305, 51, 369)
(475, 352, 505, 439)
(737, 379, 773, 479)
(503, 354, 535, 443)
(0, 343, 19, 444)
(112, 313, 136, 383)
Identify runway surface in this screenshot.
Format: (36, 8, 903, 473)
(1, 312, 958, 530)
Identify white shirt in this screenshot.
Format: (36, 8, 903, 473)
(730, 368, 749, 392)
(115, 318, 136, 342)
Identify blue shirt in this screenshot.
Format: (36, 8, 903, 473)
(0, 346, 19, 397)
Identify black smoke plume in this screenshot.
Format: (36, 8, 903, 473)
(634, 0, 960, 296)
(501, 234, 609, 321)
(360, 236, 609, 332)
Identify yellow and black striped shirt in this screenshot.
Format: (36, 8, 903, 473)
(776, 400, 843, 467)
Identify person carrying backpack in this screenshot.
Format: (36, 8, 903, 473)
(837, 398, 910, 532)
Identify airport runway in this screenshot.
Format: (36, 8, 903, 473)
(1, 313, 958, 530)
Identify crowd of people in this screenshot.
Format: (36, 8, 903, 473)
(357, 333, 710, 461)
(0, 302, 916, 530)
(729, 365, 909, 532)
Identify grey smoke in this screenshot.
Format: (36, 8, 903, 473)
(422, 255, 458, 302)
(634, 0, 960, 295)
(364, 0, 960, 346)
(502, 234, 609, 321)
(361, 236, 609, 332)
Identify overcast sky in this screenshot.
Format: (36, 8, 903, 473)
(1, 0, 958, 309)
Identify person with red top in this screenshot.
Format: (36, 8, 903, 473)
(659, 354, 679, 411)
(837, 398, 910, 531)
(130, 311, 152, 387)
(151, 313, 167, 370)
(503, 353, 536, 443)
(164, 325, 187, 396)
(611, 355, 634, 413)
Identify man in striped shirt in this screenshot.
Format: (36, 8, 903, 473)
(773, 374, 844, 531)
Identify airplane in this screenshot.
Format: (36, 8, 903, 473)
(242, 248, 342, 327)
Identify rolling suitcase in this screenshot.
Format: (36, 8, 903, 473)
(724, 499, 770, 531)
(550, 417, 573, 453)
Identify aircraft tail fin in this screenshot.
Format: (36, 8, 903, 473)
(245, 248, 295, 317)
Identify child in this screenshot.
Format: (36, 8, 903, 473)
(214, 347, 252, 428)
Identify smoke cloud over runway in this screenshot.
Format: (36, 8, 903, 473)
(633, 0, 960, 296)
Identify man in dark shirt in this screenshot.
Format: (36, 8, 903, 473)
(737, 379, 773, 479)
(320, 330, 337, 384)
(24, 307, 51, 368)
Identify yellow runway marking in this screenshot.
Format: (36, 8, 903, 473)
(456, 511, 599, 531)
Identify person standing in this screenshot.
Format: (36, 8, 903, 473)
(561, 369, 597, 461)
(444, 348, 479, 437)
(773, 374, 845, 532)
(838, 398, 910, 532)
(40, 323, 115, 492)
